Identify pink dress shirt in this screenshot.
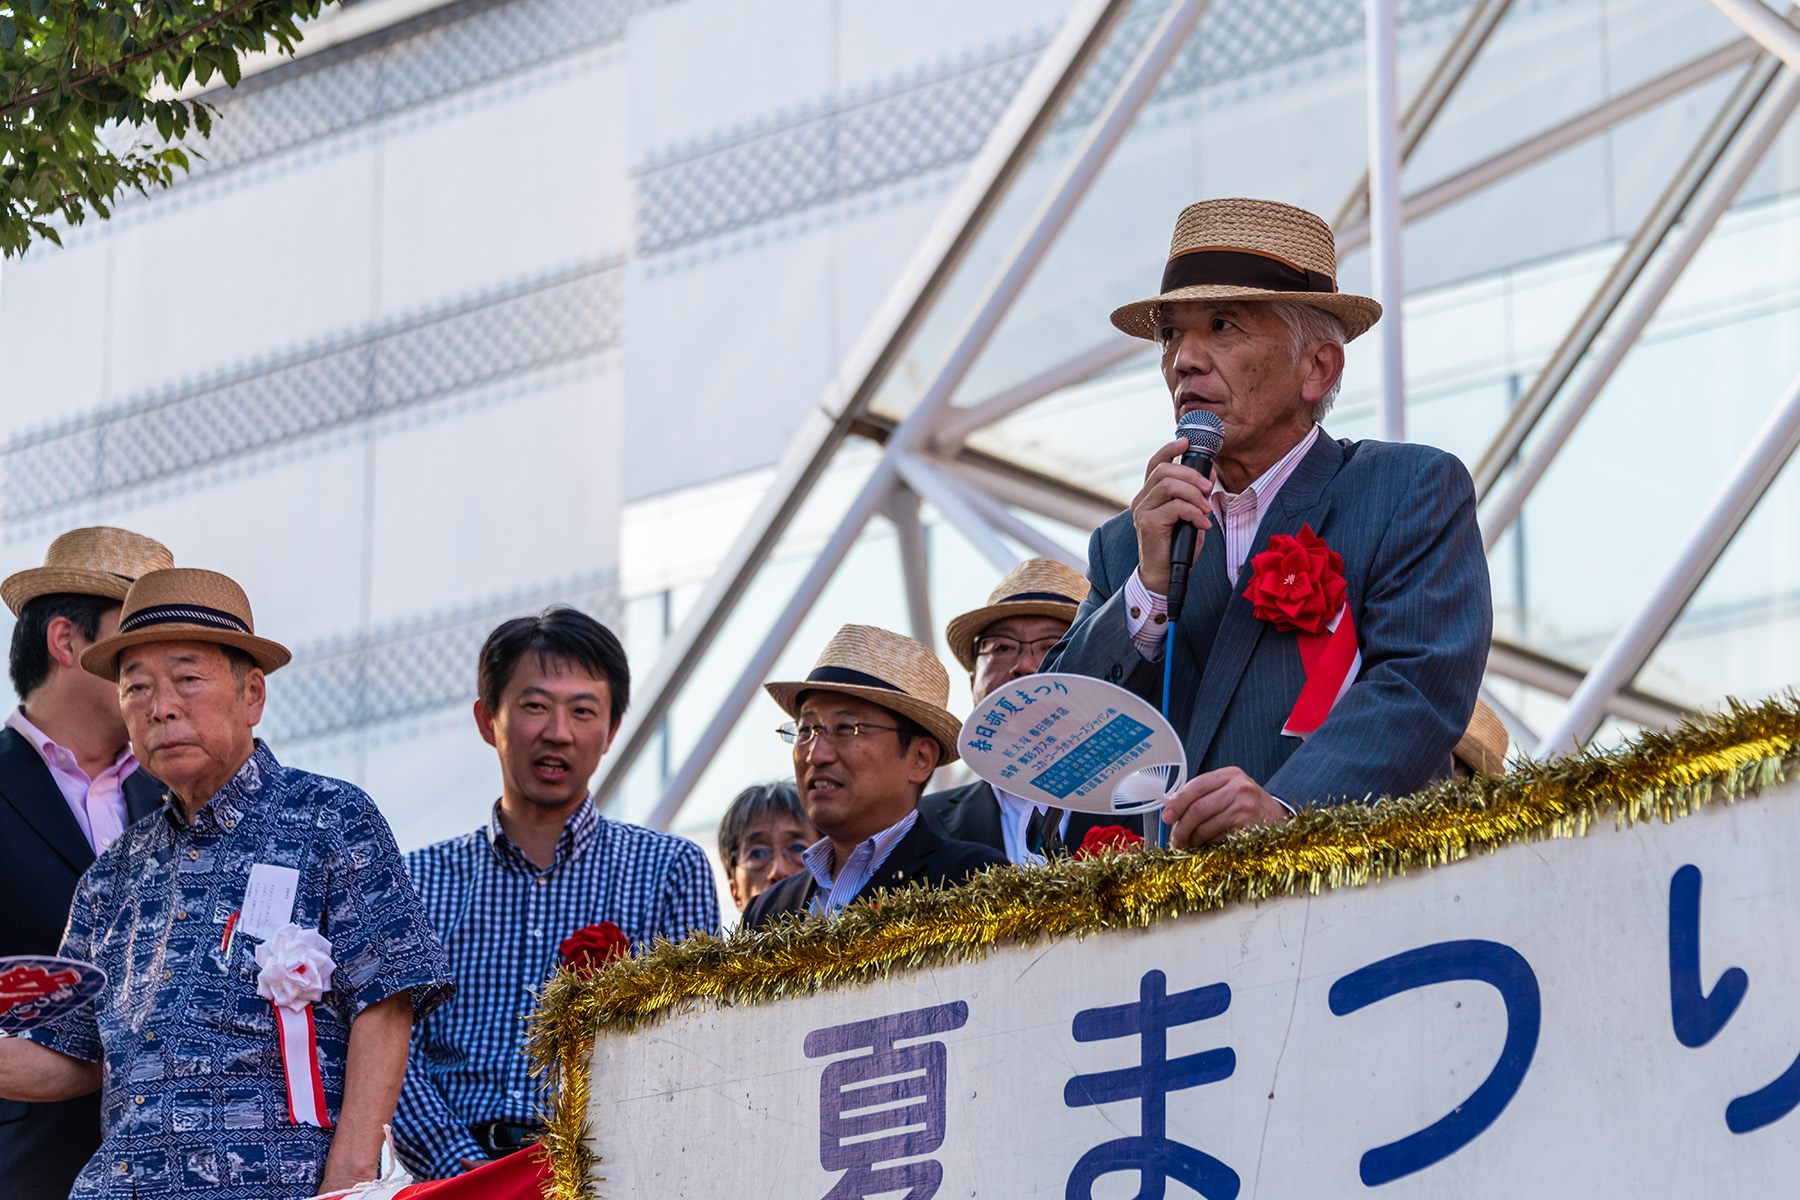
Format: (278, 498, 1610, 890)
(1124, 423, 1322, 659)
(5, 707, 138, 854)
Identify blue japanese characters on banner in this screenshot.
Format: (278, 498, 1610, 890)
(1668, 864, 1800, 1134)
(805, 1002, 969, 1200)
(790, 864, 1798, 1198)
(956, 673, 1187, 815)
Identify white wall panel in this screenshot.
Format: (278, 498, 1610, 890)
(376, 54, 631, 314)
(101, 149, 380, 400)
(364, 370, 623, 623)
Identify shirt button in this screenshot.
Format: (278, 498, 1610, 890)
(161, 971, 171, 981)
(145, 1032, 155, 1042)
(118, 1162, 130, 1175)
(223, 819, 234, 829)
(133, 1095, 146, 1105)
(175, 910, 187, 920)
(187, 850, 199, 861)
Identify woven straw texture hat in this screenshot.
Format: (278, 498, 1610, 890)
(1111, 198, 1382, 343)
(81, 568, 291, 679)
(945, 557, 1091, 672)
(2, 527, 174, 617)
(1454, 699, 1510, 775)
(765, 624, 963, 764)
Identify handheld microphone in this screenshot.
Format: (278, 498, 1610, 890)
(1166, 409, 1225, 623)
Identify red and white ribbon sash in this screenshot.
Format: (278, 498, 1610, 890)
(1281, 604, 1361, 739)
(254, 923, 336, 1130)
(272, 1001, 332, 1128)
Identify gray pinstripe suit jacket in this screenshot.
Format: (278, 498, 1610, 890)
(1049, 432, 1491, 808)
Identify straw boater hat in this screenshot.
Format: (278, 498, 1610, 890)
(945, 558, 1091, 673)
(1, 527, 174, 616)
(1454, 699, 1510, 775)
(765, 624, 963, 764)
(1111, 198, 1382, 343)
(80, 568, 291, 679)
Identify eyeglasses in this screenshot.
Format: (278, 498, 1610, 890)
(777, 720, 902, 747)
(973, 634, 1063, 664)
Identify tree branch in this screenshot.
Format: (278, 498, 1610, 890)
(0, 0, 269, 121)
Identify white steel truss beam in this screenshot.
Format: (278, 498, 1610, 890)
(1471, 47, 1785, 497)
(1335, 0, 1516, 231)
(1534, 361, 1800, 757)
(1480, 65, 1800, 549)
(593, 0, 1135, 812)
(635, 0, 1219, 828)
(1712, 0, 1800, 70)
(1336, 37, 1760, 253)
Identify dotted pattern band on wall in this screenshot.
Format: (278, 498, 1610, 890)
(1, 257, 624, 521)
(261, 570, 621, 745)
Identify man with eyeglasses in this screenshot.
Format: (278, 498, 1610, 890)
(716, 782, 816, 913)
(742, 625, 1005, 929)
(921, 559, 1139, 863)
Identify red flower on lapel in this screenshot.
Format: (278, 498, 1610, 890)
(1074, 824, 1146, 860)
(1242, 524, 1345, 635)
(559, 921, 631, 977)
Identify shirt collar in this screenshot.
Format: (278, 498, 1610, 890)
(6, 706, 137, 780)
(165, 739, 273, 833)
(803, 809, 919, 891)
(486, 796, 600, 872)
(1212, 423, 1322, 512)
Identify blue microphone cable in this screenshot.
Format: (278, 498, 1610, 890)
(1159, 620, 1176, 849)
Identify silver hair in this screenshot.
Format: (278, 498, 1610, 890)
(1263, 300, 1346, 423)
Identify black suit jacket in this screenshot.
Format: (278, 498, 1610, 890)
(918, 780, 1144, 860)
(0, 725, 164, 1200)
(741, 814, 1005, 930)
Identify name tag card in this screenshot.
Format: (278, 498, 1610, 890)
(239, 864, 300, 941)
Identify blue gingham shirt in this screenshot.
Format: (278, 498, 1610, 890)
(394, 799, 719, 1178)
(27, 742, 454, 1199)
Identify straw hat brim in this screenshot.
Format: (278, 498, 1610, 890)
(81, 624, 292, 680)
(1111, 284, 1382, 343)
(1453, 699, 1509, 775)
(2, 567, 134, 616)
(764, 680, 962, 766)
(946, 599, 1080, 673)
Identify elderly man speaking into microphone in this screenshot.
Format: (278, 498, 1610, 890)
(1050, 197, 1490, 849)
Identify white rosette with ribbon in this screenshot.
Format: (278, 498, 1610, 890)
(255, 922, 336, 1128)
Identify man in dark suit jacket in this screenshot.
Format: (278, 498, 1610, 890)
(0, 527, 172, 1200)
(920, 557, 1142, 861)
(744, 625, 1004, 929)
(1050, 199, 1490, 850)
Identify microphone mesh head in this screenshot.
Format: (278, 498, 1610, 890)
(1176, 409, 1225, 457)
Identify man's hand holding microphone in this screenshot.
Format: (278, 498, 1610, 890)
(1130, 409, 1291, 848)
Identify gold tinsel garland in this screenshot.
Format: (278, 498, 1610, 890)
(526, 695, 1800, 1200)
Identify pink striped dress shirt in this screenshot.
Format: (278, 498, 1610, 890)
(1124, 423, 1322, 660)
(5, 706, 139, 854)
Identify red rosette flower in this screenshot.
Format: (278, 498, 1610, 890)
(1242, 523, 1346, 635)
(1075, 824, 1146, 860)
(559, 921, 631, 977)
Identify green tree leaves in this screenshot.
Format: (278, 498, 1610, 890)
(0, 1, 325, 257)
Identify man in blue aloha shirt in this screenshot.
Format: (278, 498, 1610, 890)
(0, 568, 453, 1198)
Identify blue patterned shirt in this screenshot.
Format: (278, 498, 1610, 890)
(393, 799, 718, 1178)
(26, 741, 454, 1199)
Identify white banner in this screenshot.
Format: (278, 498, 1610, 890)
(583, 782, 1800, 1197)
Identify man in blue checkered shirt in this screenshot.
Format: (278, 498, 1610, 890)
(393, 609, 718, 1178)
